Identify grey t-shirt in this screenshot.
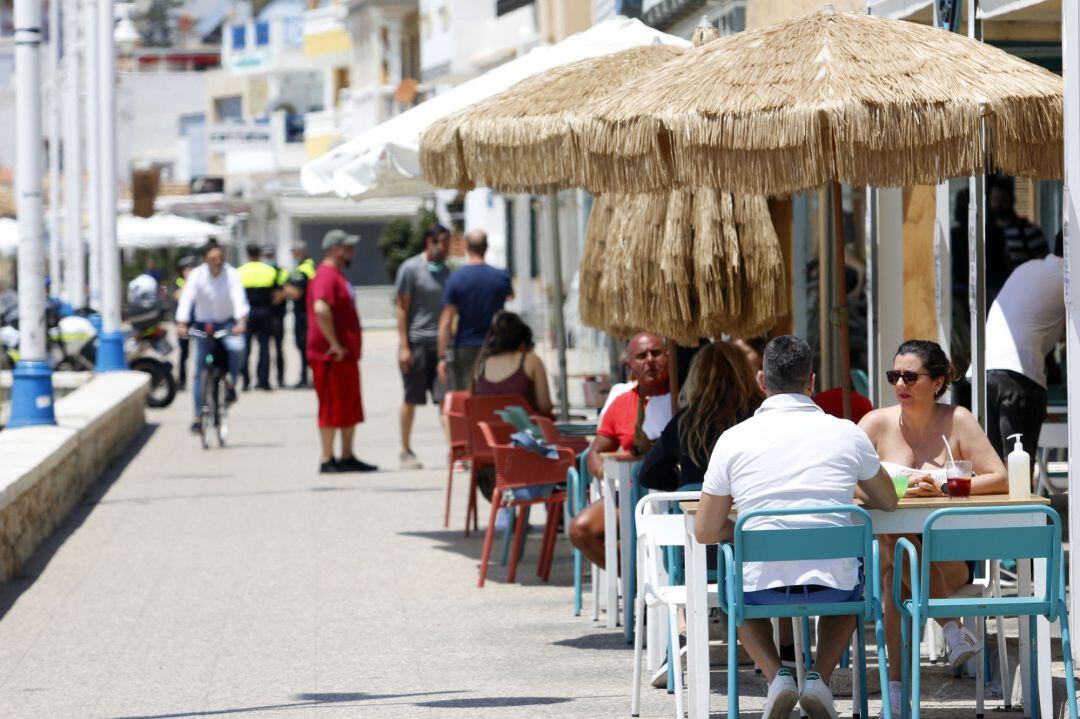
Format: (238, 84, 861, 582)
(395, 253, 450, 344)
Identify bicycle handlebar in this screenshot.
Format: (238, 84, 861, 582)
(187, 327, 230, 340)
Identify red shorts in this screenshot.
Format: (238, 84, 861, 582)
(311, 359, 364, 428)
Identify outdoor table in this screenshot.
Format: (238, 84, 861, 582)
(601, 452, 642, 632)
(679, 494, 1054, 719)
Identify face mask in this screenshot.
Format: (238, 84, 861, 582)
(428, 261, 445, 273)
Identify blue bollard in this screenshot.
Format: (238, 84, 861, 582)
(8, 360, 56, 427)
(95, 330, 127, 372)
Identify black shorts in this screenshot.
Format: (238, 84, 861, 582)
(403, 341, 446, 406)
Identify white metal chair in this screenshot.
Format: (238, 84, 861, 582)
(1035, 420, 1068, 496)
(631, 491, 716, 719)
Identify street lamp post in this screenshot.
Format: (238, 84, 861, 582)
(47, 0, 62, 306)
(84, 0, 101, 319)
(63, 0, 84, 311)
(94, 0, 125, 371)
(9, 0, 57, 427)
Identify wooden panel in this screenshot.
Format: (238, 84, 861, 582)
(902, 185, 937, 341)
(768, 197, 794, 337)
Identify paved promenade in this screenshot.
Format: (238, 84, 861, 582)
(0, 329, 1068, 718)
(0, 330, 672, 718)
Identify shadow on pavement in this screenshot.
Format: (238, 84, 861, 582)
(109, 690, 470, 719)
(96, 486, 358, 505)
(0, 422, 159, 622)
(414, 696, 570, 709)
(551, 632, 630, 651)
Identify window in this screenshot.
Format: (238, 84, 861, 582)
(496, 0, 533, 17)
(214, 95, 243, 121)
(255, 21, 270, 46)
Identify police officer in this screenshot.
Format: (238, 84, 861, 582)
(262, 245, 288, 388)
(285, 241, 316, 388)
(238, 243, 282, 391)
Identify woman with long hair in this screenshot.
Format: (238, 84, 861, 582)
(858, 339, 1007, 716)
(639, 340, 763, 492)
(472, 310, 553, 416)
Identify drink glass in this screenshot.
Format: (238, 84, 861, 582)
(892, 474, 910, 499)
(945, 460, 973, 498)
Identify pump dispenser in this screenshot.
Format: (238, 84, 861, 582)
(1007, 433, 1032, 498)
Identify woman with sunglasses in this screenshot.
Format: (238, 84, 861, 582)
(858, 339, 1006, 715)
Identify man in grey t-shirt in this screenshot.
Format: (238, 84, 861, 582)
(394, 224, 451, 469)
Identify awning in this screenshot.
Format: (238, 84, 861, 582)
(117, 214, 226, 249)
(300, 16, 689, 200)
(865, 0, 933, 20)
(277, 194, 425, 219)
(978, 0, 1057, 20)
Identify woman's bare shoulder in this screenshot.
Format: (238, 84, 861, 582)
(858, 405, 896, 434)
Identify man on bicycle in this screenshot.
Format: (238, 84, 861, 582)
(176, 242, 249, 433)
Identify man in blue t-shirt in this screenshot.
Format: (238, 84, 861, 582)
(437, 229, 513, 390)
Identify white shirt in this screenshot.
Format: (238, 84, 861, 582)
(642, 392, 674, 440)
(702, 393, 881, 592)
(176, 263, 250, 325)
(984, 255, 1065, 388)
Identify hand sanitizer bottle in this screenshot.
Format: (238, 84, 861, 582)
(1007, 433, 1031, 498)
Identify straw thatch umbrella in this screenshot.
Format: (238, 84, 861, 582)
(421, 44, 687, 193)
(572, 7, 1063, 417)
(573, 8, 1062, 197)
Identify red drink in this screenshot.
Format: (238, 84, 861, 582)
(946, 460, 973, 499)
(946, 476, 972, 498)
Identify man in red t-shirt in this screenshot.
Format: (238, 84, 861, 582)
(307, 229, 377, 474)
(569, 332, 670, 568)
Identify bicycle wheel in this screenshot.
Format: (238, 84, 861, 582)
(214, 378, 227, 447)
(200, 370, 216, 450)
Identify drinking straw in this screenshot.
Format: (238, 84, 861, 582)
(942, 435, 957, 465)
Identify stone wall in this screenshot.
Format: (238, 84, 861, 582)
(0, 372, 148, 584)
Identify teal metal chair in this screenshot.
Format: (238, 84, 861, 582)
(894, 506, 1078, 719)
(569, 448, 591, 617)
(719, 505, 889, 719)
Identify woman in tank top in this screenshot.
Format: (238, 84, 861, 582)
(858, 340, 1006, 715)
(473, 311, 553, 416)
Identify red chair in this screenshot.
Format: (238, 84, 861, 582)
(531, 415, 590, 456)
(477, 421, 572, 587)
(442, 390, 472, 528)
(461, 395, 536, 536)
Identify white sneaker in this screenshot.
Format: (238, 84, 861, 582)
(799, 672, 839, 719)
(399, 450, 423, 470)
(650, 663, 669, 688)
(762, 668, 800, 719)
(946, 626, 981, 669)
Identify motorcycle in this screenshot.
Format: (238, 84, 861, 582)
(0, 291, 177, 408)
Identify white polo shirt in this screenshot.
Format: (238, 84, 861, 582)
(702, 393, 881, 592)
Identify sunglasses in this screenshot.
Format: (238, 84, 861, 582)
(885, 370, 931, 386)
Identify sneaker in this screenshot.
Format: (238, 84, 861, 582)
(189, 419, 202, 434)
(799, 672, 839, 719)
(946, 625, 981, 669)
(319, 459, 341, 474)
(336, 456, 378, 473)
(400, 450, 423, 470)
(650, 663, 669, 688)
(224, 384, 237, 405)
(762, 668, 800, 719)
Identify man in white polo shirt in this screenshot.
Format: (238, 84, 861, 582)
(696, 335, 897, 719)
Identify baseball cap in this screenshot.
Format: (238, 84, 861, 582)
(322, 229, 360, 250)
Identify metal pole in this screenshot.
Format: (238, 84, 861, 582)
(95, 0, 124, 369)
(47, 0, 61, 303)
(1063, 0, 1080, 657)
(63, 0, 84, 310)
(968, 3, 987, 428)
(9, 0, 57, 427)
(83, 0, 100, 316)
(545, 190, 569, 421)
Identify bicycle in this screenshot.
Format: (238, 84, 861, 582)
(188, 326, 232, 449)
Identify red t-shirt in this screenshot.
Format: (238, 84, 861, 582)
(598, 387, 648, 451)
(306, 263, 362, 362)
(812, 388, 874, 423)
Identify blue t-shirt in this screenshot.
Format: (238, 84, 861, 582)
(443, 263, 513, 346)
